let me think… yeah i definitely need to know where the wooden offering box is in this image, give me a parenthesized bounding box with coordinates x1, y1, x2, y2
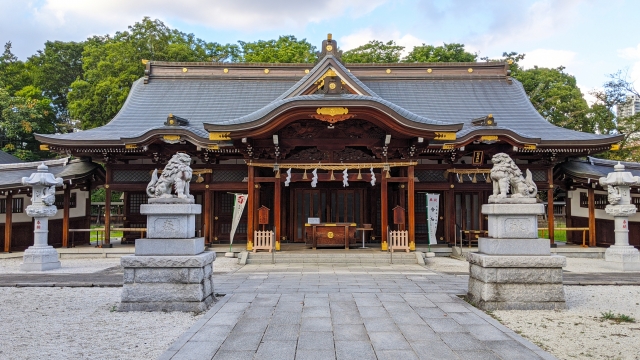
(305, 223, 357, 249)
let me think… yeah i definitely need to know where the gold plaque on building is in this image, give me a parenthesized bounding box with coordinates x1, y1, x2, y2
(209, 132, 232, 141)
(472, 151, 484, 165)
(316, 107, 348, 116)
(523, 144, 537, 150)
(434, 132, 457, 141)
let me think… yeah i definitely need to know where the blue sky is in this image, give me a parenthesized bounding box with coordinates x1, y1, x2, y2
(2, 0, 639, 100)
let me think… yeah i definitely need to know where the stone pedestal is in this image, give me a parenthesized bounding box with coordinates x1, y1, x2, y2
(468, 253, 566, 310)
(120, 200, 214, 312)
(468, 202, 566, 310)
(119, 252, 216, 312)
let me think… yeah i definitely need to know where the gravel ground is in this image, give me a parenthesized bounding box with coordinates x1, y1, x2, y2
(0, 287, 203, 360)
(494, 286, 640, 360)
(0, 257, 122, 274)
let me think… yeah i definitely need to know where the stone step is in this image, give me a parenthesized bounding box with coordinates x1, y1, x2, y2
(244, 252, 420, 264)
(246, 258, 417, 264)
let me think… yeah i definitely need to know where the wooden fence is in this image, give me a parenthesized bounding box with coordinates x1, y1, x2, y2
(253, 230, 274, 253)
(389, 230, 410, 253)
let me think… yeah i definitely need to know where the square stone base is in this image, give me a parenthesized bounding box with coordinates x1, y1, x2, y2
(119, 251, 215, 312)
(135, 237, 205, 256)
(467, 252, 566, 310)
(478, 238, 550, 256)
(483, 203, 544, 239)
(20, 246, 61, 271)
(604, 246, 640, 271)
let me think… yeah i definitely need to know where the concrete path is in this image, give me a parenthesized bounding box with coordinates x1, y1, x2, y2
(161, 264, 555, 360)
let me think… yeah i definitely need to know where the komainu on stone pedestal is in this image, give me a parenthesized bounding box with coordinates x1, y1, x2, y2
(120, 153, 214, 312)
(468, 153, 566, 310)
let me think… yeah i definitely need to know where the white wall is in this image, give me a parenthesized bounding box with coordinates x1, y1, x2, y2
(569, 188, 640, 221)
(0, 189, 88, 224)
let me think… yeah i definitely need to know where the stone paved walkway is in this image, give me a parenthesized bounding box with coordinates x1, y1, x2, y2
(161, 264, 555, 360)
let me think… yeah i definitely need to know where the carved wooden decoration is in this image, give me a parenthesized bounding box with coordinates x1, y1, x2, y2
(309, 113, 355, 124)
(287, 147, 329, 161)
(333, 147, 376, 161)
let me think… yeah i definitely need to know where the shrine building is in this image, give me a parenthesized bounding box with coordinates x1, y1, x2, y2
(28, 35, 628, 252)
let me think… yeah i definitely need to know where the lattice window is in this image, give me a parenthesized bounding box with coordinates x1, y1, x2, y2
(128, 192, 148, 214)
(212, 170, 247, 182)
(0, 198, 23, 213)
(633, 197, 640, 211)
(415, 170, 447, 182)
(113, 170, 152, 183)
(54, 193, 77, 209)
(531, 170, 547, 182)
(580, 192, 608, 209)
(219, 193, 234, 214)
(416, 192, 427, 214)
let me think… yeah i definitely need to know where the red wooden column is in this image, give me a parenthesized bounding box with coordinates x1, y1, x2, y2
(247, 166, 254, 251)
(407, 165, 416, 251)
(104, 186, 111, 246)
(203, 188, 211, 244)
(62, 184, 71, 247)
(588, 188, 596, 247)
(381, 170, 389, 251)
(274, 173, 281, 251)
(547, 167, 555, 245)
(4, 192, 13, 252)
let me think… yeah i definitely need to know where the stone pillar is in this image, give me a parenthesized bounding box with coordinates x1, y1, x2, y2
(599, 163, 640, 271)
(20, 163, 63, 271)
(467, 153, 566, 310)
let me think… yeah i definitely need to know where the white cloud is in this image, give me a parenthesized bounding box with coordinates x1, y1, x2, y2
(618, 44, 640, 89)
(519, 49, 578, 69)
(33, 0, 386, 32)
(339, 28, 425, 56)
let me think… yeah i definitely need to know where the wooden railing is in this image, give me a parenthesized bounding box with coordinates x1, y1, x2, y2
(539, 227, 589, 247)
(253, 230, 274, 253)
(389, 230, 410, 253)
(461, 230, 488, 248)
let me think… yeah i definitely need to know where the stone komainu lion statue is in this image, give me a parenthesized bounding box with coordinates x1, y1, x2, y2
(146, 153, 193, 199)
(489, 153, 537, 199)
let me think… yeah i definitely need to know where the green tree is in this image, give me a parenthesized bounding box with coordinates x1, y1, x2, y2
(27, 41, 85, 131)
(342, 40, 404, 63)
(0, 42, 35, 95)
(238, 35, 316, 63)
(68, 17, 238, 129)
(404, 43, 476, 63)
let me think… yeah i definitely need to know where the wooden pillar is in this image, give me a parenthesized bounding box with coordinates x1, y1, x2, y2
(547, 167, 555, 245)
(274, 173, 281, 251)
(381, 170, 389, 251)
(247, 166, 254, 251)
(104, 186, 111, 246)
(408, 165, 415, 251)
(203, 189, 211, 244)
(588, 187, 596, 247)
(62, 185, 71, 247)
(446, 187, 454, 244)
(565, 192, 573, 244)
(4, 192, 13, 252)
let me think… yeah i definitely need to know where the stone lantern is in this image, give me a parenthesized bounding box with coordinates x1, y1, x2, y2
(599, 162, 640, 271)
(20, 163, 63, 271)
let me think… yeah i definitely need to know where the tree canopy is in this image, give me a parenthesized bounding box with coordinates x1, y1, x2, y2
(404, 43, 476, 63)
(342, 40, 405, 63)
(239, 35, 316, 63)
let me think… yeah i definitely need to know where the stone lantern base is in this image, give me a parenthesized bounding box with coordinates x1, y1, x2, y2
(20, 246, 61, 271)
(604, 245, 640, 271)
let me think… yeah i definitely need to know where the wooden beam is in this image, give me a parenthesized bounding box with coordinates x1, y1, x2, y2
(381, 170, 388, 250)
(62, 185, 70, 247)
(408, 165, 415, 251)
(588, 187, 596, 247)
(547, 167, 555, 245)
(247, 166, 254, 251)
(4, 193, 12, 252)
(203, 190, 211, 244)
(104, 187, 111, 246)
(274, 175, 281, 251)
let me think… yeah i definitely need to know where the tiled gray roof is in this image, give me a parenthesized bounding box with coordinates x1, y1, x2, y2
(38, 77, 298, 142)
(559, 157, 640, 180)
(216, 94, 450, 126)
(0, 159, 103, 189)
(0, 151, 23, 164)
(362, 79, 618, 142)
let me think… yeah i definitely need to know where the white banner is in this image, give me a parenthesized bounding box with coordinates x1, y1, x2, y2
(229, 193, 248, 245)
(427, 193, 440, 245)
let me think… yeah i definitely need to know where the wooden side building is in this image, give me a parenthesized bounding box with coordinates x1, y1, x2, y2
(34, 36, 623, 250)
